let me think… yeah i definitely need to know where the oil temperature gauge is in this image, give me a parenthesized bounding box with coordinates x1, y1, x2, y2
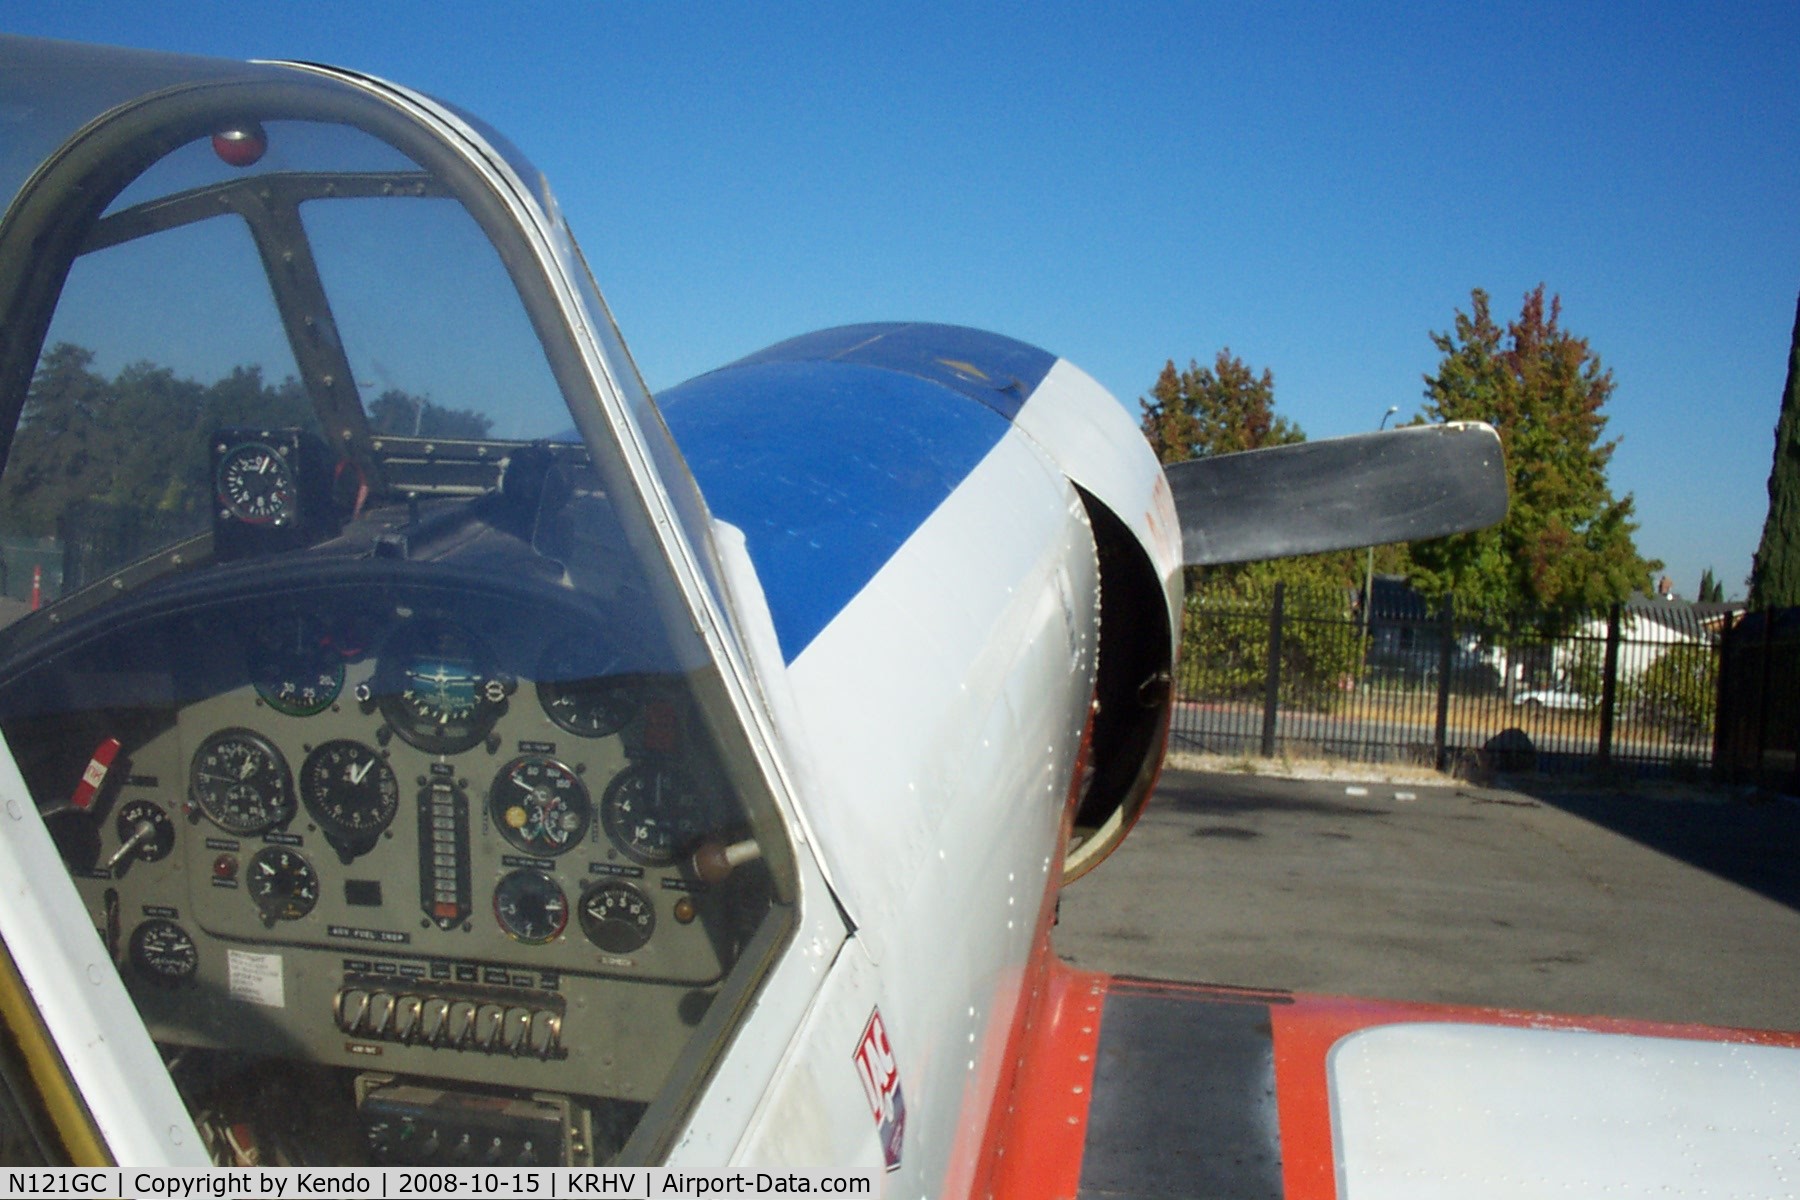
(128, 919, 198, 986)
(489, 755, 590, 857)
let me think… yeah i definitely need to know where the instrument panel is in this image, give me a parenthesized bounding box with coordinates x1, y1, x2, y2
(1, 569, 776, 1115)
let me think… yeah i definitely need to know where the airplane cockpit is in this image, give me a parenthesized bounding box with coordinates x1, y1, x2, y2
(0, 40, 796, 1167)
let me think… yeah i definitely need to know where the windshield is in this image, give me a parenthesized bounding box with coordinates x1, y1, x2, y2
(0, 68, 791, 1168)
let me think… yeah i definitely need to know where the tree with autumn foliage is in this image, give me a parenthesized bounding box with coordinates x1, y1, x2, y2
(1139, 350, 1304, 463)
(1407, 286, 1653, 634)
(1141, 350, 1365, 706)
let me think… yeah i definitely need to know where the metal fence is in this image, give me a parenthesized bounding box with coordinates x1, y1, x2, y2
(1169, 580, 1724, 776)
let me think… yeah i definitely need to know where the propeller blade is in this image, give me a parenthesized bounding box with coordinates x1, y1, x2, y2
(1167, 421, 1507, 566)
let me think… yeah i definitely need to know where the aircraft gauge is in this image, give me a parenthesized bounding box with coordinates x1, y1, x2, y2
(535, 639, 637, 738)
(578, 880, 655, 954)
(128, 919, 198, 985)
(214, 438, 296, 526)
(189, 730, 293, 836)
(301, 740, 398, 857)
(250, 614, 345, 716)
(601, 764, 709, 866)
(493, 869, 568, 944)
(246, 846, 320, 923)
(489, 755, 591, 856)
(374, 619, 509, 753)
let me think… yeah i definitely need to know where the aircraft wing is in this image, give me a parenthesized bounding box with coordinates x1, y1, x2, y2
(993, 967, 1800, 1199)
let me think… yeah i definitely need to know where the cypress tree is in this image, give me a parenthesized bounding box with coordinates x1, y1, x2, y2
(1750, 292, 1800, 609)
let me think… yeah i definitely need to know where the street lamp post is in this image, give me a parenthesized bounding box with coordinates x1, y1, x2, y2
(1363, 406, 1399, 641)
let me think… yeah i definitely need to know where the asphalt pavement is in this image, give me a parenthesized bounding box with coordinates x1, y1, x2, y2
(1053, 768, 1800, 1031)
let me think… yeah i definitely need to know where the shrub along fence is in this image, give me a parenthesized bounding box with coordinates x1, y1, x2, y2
(1169, 579, 1726, 776)
(1715, 608, 1800, 794)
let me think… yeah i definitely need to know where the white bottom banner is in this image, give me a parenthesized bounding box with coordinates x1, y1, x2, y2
(1, 1168, 880, 1198)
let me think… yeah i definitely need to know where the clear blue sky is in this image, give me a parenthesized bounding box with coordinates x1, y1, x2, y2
(11, 3, 1799, 601)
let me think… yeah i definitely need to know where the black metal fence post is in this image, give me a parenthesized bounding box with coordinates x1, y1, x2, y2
(1756, 610, 1774, 788)
(1433, 596, 1454, 770)
(1261, 581, 1285, 758)
(1597, 603, 1622, 766)
(1713, 611, 1736, 781)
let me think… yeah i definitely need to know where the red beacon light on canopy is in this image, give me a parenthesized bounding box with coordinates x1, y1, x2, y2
(211, 122, 267, 168)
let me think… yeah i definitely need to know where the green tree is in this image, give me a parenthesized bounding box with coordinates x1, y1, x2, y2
(1139, 350, 1304, 464)
(1697, 568, 1724, 604)
(1181, 558, 1365, 708)
(1144, 349, 1364, 707)
(367, 389, 494, 440)
(1750, 292, 1800, 609)
(0, 346, 326, 589)
(1407, 286, 1654, 634)
(1629, 643, 1717, 737)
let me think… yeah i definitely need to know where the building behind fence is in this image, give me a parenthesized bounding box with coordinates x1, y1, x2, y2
(1170, 575, 1739, 778)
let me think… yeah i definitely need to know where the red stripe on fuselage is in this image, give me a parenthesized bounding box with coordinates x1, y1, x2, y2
(973, 697, 1104, 1199)
(980, 960, 1109, 1198)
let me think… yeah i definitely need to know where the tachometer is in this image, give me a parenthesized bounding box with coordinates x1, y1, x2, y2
(492, 869, 568, 944)
(301, 740, 399, 858)
(600, 764, 709, 866)
(373, 619, 509, 753)
(489, 755, 590, 857)
(189, 729, 294, 836)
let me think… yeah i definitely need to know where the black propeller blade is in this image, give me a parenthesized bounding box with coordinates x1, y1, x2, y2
(1166, 421, 1507, 566)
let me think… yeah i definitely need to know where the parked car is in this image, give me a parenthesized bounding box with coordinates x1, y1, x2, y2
(1513, 686, 1589, 711)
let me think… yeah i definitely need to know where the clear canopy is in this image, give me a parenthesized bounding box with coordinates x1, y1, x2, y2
(0, 39, 792, 1168)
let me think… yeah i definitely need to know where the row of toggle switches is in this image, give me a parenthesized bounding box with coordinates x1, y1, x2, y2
(334, 987, 566, 1059)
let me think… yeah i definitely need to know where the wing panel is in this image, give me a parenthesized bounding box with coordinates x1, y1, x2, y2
(997, 972, 1800, 1200)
